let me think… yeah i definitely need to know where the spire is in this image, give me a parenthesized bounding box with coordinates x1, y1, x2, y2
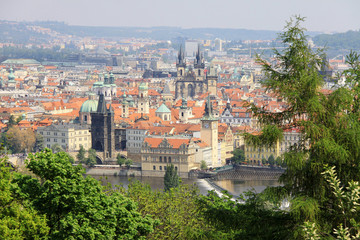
(196, 44, 201, 64)
(177, 45, 185, 66)
(204, 95, 212, 117)
(97, 94, 106, 113)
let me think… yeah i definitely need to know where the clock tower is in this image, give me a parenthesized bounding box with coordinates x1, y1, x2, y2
(200, 96, 219, 167)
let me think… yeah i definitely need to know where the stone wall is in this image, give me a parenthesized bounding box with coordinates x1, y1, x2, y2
(85, 166, 142, 177)
(214, 166, 284, 180)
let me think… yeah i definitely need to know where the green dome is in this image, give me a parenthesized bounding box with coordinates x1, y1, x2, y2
(8, 68, 15, 83)
(139, 82, 148, 91)
(80, 99, 98, 113)
(156, 103, 171, 113)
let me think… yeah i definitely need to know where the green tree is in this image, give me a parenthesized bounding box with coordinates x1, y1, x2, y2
(117, 153, 126, 167)
(12, 149, 155, 239)
(125, 159, 133, 169)
(230, 148, 246, 164)
(244, 16, 360, 237)
(33, 133, 44, 152)
(6, 126, 36, 153)
(65, 152, 75, 164)
(164, 164, 179, 191)
(50, 143, 63, 153)
(200, 160, 207, 170)
(0, 158, 49, 239)
(86, 148, 97, 167)
(77, 145, 86, 163)
(261, 157, 267, 166)
(267, 155, 275, 167)
(7, 115, 19, 127)
(120, 180, 223, 239)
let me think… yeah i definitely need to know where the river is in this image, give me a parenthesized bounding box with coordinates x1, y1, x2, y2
(90, 175, 280, 196)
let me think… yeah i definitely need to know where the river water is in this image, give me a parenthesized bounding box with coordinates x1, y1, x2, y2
(91, 175, 280, 196)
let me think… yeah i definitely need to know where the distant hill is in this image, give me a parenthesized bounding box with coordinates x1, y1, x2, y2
(33, 21, 280, 40)
(0, 20, 322, 43)
(313, 30, 360, 50)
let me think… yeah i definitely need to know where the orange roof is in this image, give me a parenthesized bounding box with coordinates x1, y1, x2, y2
(144, 138, 190, 149)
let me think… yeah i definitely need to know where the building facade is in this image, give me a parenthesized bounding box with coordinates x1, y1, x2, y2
(37, 123, 91, 151)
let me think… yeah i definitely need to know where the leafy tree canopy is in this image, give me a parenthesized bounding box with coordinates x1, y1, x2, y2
(12, 149, 155, 239)
(164, 164, 179, 191)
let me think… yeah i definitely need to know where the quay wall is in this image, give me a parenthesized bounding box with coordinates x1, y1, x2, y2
(213, 165, 285, 181)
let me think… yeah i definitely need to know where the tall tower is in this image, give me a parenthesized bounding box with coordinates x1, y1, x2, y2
(91, 94, 115, 161)
(194, 44, 205, 81)
(179, 97, 190, 122)
(176, 45, 186, 78)
(200, 96, 219, 167)
(207, 65, 218, 96)
(137, 82, 149, 114)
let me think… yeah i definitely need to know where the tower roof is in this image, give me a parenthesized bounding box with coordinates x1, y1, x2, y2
(96, 94, 106, 113)
(139, 82, 148, 91)
(156, 103, 171, 113)
(162, 83, 171, 94)
(8, 68, 15, 83)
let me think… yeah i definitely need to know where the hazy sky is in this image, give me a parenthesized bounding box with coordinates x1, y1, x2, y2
(1, 0, 358, 33)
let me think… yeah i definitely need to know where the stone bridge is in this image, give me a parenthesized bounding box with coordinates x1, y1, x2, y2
(95, 151, 127, 164)
(213, 165, 285, 181)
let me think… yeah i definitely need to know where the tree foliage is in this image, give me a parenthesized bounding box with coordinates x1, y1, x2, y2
(12, 149, 155, 239)
(200, 160, 207, 170)
(117, 153, 126, 167)
(86, 148, 97, 167)
(76, 145, 86, 163)
(0, 157, 49, 239)
(50, 143, 63, 153)
(164, 164, 179, 191)
(230, 148, 246, 164)
(6, 126, 36, 153)
(119, 180, 224, 239)
(244, 16, 360, 237)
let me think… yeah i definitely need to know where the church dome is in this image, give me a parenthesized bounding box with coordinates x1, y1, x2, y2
(80, 99, 98, 113)
(139, 82, 148, 91)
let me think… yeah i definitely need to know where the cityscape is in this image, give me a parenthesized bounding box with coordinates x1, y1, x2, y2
(1, 0, 360, 239)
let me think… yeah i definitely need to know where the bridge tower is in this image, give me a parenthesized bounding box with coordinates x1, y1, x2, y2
(91, 94, 115, 161)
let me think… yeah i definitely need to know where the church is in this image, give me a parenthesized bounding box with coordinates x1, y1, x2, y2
(175, 45, 217, 99)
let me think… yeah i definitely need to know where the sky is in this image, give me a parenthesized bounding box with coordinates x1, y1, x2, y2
(0, 0, 358, 33)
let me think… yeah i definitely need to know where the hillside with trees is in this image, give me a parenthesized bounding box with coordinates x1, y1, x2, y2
(313, 30, 360, 50)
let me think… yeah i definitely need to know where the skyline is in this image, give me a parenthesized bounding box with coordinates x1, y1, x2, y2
(0, 0, 359, 33)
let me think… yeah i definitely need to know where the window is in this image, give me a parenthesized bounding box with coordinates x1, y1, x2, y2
(47, 138, 50, 142)
(160, 166, 162, 171)
(47, 144, 50, 148)
(159, 156, 162, 162)
(62, 139, 65, 143)
(164, 157, 167, 163)
(175, 166, 178, 171)
(62, 133, 65, 136)
(153, 165, 156, 170)
(47, 132, 50, 135)
(164, 166, 167, 171)
(168, 157, 171, 163)
(40, 131, 43, 134)
(54, 139, 57, 142)
(54, 132, 57, 136)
